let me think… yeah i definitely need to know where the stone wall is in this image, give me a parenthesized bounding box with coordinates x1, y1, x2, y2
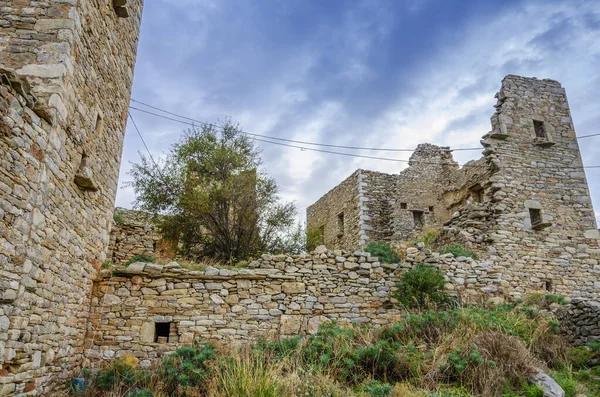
(0, 1, 143, 394)
(108, 208, 176, 264)
(307, 170, 362, 249)
(85, 245, 514, 367)
(556, 299, 600, 346)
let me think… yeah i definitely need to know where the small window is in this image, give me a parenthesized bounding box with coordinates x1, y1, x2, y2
(533, 120, 547, 139)
(400, 203, 407, 209)
(470, 184, 483, 203)
(428, 206, 434, 212)
(545, 280, 553, 292)
(529, 208, 542, 226)
(155, 322, 171, 343)
(412, 211, 424, 230)
(95, 114, 104, 134)
(318, 225, 325, 243)
(336, 212, 344, 238)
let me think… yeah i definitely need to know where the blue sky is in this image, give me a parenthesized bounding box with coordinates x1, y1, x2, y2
(117, 0, 600, 225)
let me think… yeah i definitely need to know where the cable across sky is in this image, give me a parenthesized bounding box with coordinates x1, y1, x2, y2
(127, 100, 600, 169)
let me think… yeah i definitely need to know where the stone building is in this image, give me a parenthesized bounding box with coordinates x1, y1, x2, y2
(0, 1, 143, 394)
(308, 75, 600, 295)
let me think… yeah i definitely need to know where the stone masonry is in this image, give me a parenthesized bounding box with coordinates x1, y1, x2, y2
(0, 1, 143, 395)
(308, 76, 600, 299)
(85, 245, 511, 367)
(108, 207, 177, 265)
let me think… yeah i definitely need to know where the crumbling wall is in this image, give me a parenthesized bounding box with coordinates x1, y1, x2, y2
(0, 2, 143, 394)
(392, 144, 460, 241)
(108, 208, 177, 264)
(359, 170, 398, 244)
(85, 245, 512, 367)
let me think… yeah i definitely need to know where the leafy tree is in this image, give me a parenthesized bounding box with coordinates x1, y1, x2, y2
(127, 120, 296, 262)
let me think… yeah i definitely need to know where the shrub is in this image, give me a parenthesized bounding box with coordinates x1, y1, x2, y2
(365, 242, 400, 264)
(393, 264, 450, 308)
(569, 347, 593, 369)
(544, 294, 568, 305)
(126, 254, 156, 266)
(127, 390, 154, 397)
(522, 383, 545, 397)
(254, 336, 301, 361)
(95, 355, 148, 391)
(113, 210, 125, 224)
(363, 380, 394, 397)
(441, 244, 477, 259)
(158, 344, 216, 395)
(551, 370, 576, 397)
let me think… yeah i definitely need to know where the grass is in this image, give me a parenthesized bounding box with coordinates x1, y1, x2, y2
(75, 304, 595, 397)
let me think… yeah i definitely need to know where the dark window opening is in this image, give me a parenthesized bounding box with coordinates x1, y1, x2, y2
(400, 202, 407, 209)
(545, 280, 553, 292)
(533, 120, 547, 139)
(155, 322, 171, 343)
(412, 211, 424, 230)
(336, 212, 344, 238)
(529, 208, 542, 226)
(152, 241, 157, 251)
(470, 184, 484, 203)
(428, 206, 434, 212)
(95, 114, 103, 134)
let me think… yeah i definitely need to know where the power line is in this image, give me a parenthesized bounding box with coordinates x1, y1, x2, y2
(128, 110, 165, 178)
(128, 105, 600, 169)
(577, 132, 600, 139)
(130, 99, 481, 152)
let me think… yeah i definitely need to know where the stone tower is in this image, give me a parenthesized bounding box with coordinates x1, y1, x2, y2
(0, 1, 144, 394)
(477, 75, 599, 296)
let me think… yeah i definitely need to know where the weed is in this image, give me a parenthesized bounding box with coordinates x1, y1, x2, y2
(363, 380, 394, 397)
(158, 344, 216, 395)
(113, 210, 125, 224)
(440, 244, 478, 259)
(365, 242, 400, 264)
(126, 254, 156, 266)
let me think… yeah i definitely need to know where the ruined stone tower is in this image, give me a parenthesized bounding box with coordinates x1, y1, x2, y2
(308, 75, 599, 298)
(0, 1, 144, 394)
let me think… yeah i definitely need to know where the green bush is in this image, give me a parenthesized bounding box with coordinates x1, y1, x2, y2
(158, 344, 216, 395)
(393, 264, 450, 308)
(522, 383, 545, 397)
(254, 336, 302, 361)
(544, 294, 568, 305)
(441, 244, 477, 259)
(127, 390, 153, 397)
(113, 211, 125, 224)
(363, 380, 393, 397)
(365, 242, 400, 264)
(95, 357, 148, 391)
(126, 254, 156, 266)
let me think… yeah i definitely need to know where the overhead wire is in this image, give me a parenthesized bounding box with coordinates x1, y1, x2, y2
(127, 103, 600, 169)
(130, 99, 481, 152)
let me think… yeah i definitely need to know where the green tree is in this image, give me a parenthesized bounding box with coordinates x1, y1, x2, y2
(127, 120, 296, 262)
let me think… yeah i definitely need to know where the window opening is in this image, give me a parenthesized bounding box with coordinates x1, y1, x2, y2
(400, 203, 407, 209)
(412, 211, 424, 230)
(336, 212, 344, 238)
(470, 184, 484, 203)
(155, 322, 171, 343)
(95, 114, 103, 134)
(529, 208, 542, 226)
(545, 280, 553, 292)
(533, 120, 547, 139)
(428, 206, 434, 212)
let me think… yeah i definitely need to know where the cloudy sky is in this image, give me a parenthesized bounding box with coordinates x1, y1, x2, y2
(117, 0, 600, 224)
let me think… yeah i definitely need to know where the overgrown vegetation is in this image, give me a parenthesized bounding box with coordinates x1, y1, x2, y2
(76, 304, 598, 397)
(306, 227, 325, 252)
(441, 244, 478, 259)
(394, 263, 451, 308)
(127, 120, 297, 263)
(365, 241, 400, 264)
(125, 254, 156, 266)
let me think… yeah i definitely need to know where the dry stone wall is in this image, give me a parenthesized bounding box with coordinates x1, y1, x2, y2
(108, 208, 176, 264)
(556, 299, 600, 346)
(0, 1, 143, 394)
(86, 245, 513, 367)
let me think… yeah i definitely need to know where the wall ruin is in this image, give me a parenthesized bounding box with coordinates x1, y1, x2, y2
(86, 245, 512, 367)
(0, 1, 143, 394)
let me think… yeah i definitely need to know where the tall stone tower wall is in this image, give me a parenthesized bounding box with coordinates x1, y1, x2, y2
(0, 1, 143, 394)
(478, 75, 599, 296)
